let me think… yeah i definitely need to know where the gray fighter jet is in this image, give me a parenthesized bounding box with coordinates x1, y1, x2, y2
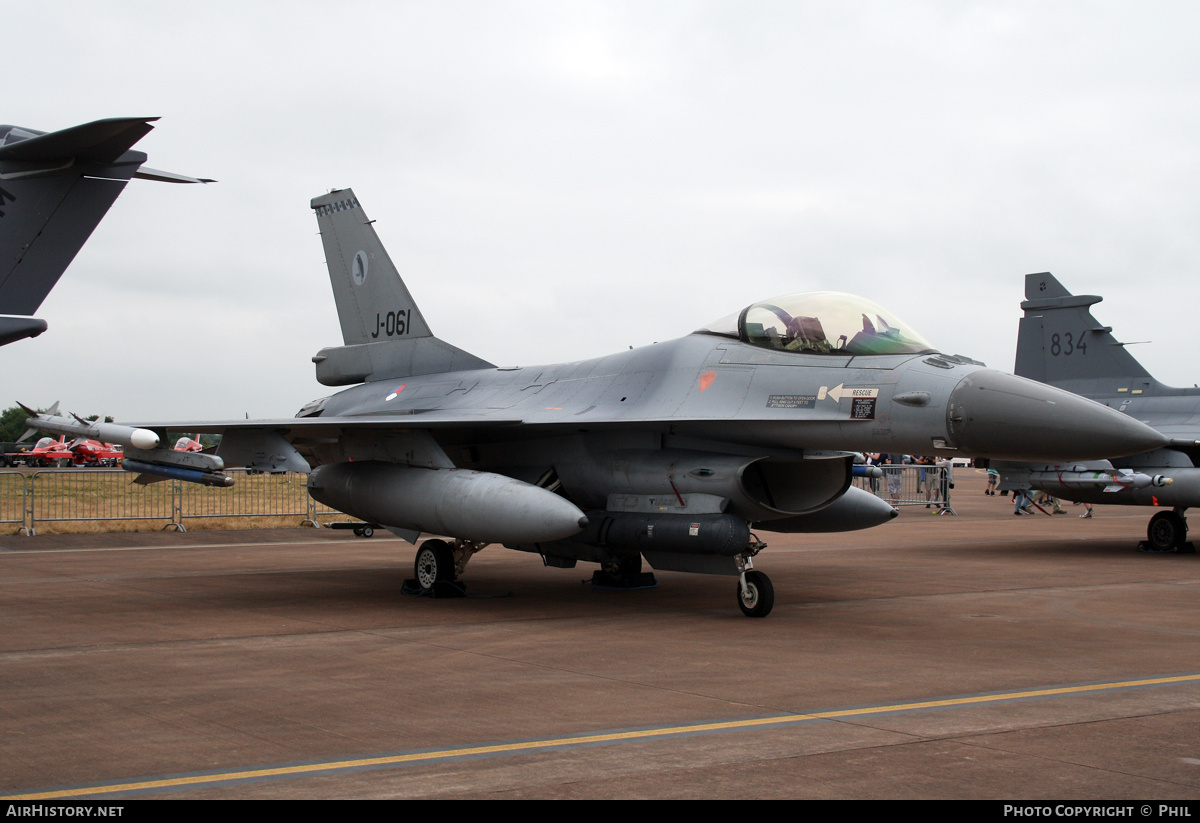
(0, 117, 211, 346)
(26, 192, 1167, 616)
(1003, 272, 1200, 552)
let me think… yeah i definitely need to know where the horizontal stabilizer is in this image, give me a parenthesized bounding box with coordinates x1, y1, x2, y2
(312, 337, 494, 386)
(134, 166, 215, 184)
(0, 117, 156, 164)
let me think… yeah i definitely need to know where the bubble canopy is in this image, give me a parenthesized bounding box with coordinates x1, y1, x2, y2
(696, 292, 937, 356)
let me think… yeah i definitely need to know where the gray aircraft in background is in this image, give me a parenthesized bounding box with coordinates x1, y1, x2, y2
(25, 192, 1167, 615)
(0, 117, 210, 346)
(999, 272, 1200, 552)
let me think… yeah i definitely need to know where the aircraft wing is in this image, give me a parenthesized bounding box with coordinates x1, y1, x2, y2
(116, 409, 829, 485)
(114, 413, 529, 481)
(0, 117, 156, 164)
(127, 414, 526, 435)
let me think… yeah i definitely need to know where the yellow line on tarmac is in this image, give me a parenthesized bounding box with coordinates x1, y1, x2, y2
(6, 672, 1200, 800)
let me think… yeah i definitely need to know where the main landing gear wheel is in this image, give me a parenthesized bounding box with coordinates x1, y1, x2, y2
(414, 539, 456, 591)
(594, 554, 644, 586)
(613, 554, 642, 580)
(737, 570, 774, 618)
(1147, 510, 1188, 552)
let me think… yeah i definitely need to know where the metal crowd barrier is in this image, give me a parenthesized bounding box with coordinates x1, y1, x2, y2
(856, 464, 956, 514)
(12, 468, 340, 535)
(177, 468, 328, 529)
(0, 470, 29, 535)
(27, 468, 175, 534)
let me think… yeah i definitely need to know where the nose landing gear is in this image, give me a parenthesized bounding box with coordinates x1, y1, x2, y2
(737, 570, 774, 617)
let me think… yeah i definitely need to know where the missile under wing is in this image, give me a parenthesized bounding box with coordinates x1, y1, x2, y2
(1007, 272, 1200, 552)
(63, 191, 1165, 617)
(0, 117, 211, 346)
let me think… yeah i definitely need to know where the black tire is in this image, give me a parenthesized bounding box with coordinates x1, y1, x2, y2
(353, 527, 364, 536)
(737, 570, 774, 618)
(414, 539, 455, 590)
(1147, 510, 1187, 551)
(599, 553, 642, 584)
(362, 526, 374, 538)
(617, 553, 641, 578)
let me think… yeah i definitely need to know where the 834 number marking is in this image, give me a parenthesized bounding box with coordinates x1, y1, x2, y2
(1050, 331, 1087, 357)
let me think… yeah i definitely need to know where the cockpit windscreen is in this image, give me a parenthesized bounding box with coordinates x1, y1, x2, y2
(696, 292, 936, 356)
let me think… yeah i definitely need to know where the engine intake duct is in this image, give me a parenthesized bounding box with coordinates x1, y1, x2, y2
(558, 449, 853, 521)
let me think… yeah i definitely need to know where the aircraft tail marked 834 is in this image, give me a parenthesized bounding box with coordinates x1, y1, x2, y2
(25, 192, 1167, 615)
(1003, 272, 1200, 552)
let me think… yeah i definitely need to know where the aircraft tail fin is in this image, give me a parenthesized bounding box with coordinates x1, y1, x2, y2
(310, 188, 493, 386)
(0, 117, 211, 346)
(1015, 272, 1158, 391)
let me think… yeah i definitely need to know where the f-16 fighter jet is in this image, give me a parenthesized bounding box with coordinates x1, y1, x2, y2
(25, 193, 1165, 615)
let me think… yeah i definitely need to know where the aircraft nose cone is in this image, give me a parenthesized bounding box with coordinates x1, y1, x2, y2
(946, 369, 1166, 461)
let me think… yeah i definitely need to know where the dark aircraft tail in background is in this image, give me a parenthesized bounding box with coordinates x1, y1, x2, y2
(0, 117, 211, 346)
(1014, 271, 1158, 392)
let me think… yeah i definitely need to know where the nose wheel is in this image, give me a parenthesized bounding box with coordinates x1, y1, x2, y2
(737, 570, 774, 618)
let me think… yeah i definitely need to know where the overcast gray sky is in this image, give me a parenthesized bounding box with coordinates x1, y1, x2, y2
(5, 1, 1200, 422)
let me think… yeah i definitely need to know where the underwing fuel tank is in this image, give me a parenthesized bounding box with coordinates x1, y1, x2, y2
(307, 461, 588, 544)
